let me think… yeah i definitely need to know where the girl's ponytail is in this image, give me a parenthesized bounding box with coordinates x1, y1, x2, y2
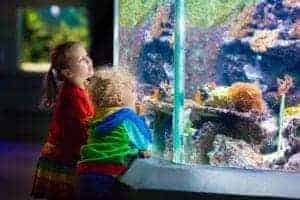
(43, 66, 58, 109)
(40, 47, 61, 109)
(39, 41, 83, 109)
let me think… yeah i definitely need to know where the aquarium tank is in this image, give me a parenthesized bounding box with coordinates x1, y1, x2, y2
(116, 0, 300, 171)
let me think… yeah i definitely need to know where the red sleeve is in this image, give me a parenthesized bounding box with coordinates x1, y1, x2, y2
(44, 86, 94, 160)
(68, 89, 94, 123)
(65, 88, 94, 147)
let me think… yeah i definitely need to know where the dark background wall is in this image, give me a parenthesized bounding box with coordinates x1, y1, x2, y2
(88, 0, 113, 66)
(0, 0, 113, 141)
(0, 1, 18, 75)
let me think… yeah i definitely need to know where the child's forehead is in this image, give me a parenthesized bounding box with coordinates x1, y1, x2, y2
(66, 45, 86, 59)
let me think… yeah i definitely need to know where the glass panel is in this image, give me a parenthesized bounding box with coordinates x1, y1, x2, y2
(119, 0, 175, 160)
(118, 0, 300, 171)
(184, 0, 300, 171)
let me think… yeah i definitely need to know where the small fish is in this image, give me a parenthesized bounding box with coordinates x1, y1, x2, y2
(163, 63, 174, 80)
(243, 64, 263, 81)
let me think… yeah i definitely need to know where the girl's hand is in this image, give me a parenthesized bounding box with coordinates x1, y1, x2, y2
(41, 142, 56, 156)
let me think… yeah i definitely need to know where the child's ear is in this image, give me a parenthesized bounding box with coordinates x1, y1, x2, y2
(61, 69, 73, 79)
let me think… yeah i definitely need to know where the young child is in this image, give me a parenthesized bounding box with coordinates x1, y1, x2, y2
(77, 67, 152, 200)
(31, 42, 95, 200)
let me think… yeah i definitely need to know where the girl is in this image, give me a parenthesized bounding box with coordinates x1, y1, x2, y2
(31, 42, 95, 200)
(77, 68, 152, 200)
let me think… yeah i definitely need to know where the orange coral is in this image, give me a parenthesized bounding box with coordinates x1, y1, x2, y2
(228, 5, 255, 39)
(277, 74, 294, 96)
(228, 82, 265, 113)
(250, 29, 279, 53)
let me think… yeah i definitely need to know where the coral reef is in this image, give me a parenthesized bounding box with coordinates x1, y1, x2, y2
(192, 122, 219, 153)
(149, 6, 171, 38)
(277, 74, 294, 96)
(147, 99, 273, 145)
(289, 19, 300, 39)
(119, 1, 175, 87)
(137, 38, 174, 86)
(277, 75, 294, 151)
(217, 0, 300, 95)
(208, 134, 264, 169)
(284, 152, 300, 171)
(191, 122, 225, 163)
(282, 117, 300, 154)
(283, 0, 300, 8)
(193, 106, 274, 145)
(284, 105, 300, 117)
(185, 27, 225, 97)
(228, 5, 255, 39)
(259, 117, 279, 153)
(145, 97, 300, 170)
(204, 86, 232, 108)
(250, 0, 298, 33)
(263, 114, 300, 166)
(249, 29, 279, 52)
(120, 0, 300, 172)
(265, 90, 300, 110)
(228, 82, 265, 113)
(203, 82, 268, 114)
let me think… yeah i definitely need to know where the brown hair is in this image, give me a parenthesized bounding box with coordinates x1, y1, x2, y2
(87, 67, 136, 108)
(41, 41, 85, 109)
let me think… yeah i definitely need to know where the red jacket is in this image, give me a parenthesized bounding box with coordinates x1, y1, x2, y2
(41, 81, 94, 162)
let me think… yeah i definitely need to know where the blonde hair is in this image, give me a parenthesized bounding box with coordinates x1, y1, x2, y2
(88, 67, 136, 108)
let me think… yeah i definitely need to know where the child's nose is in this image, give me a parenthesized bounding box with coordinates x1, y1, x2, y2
(87, 57, 93, 66)
(89, 65, 94, 74)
